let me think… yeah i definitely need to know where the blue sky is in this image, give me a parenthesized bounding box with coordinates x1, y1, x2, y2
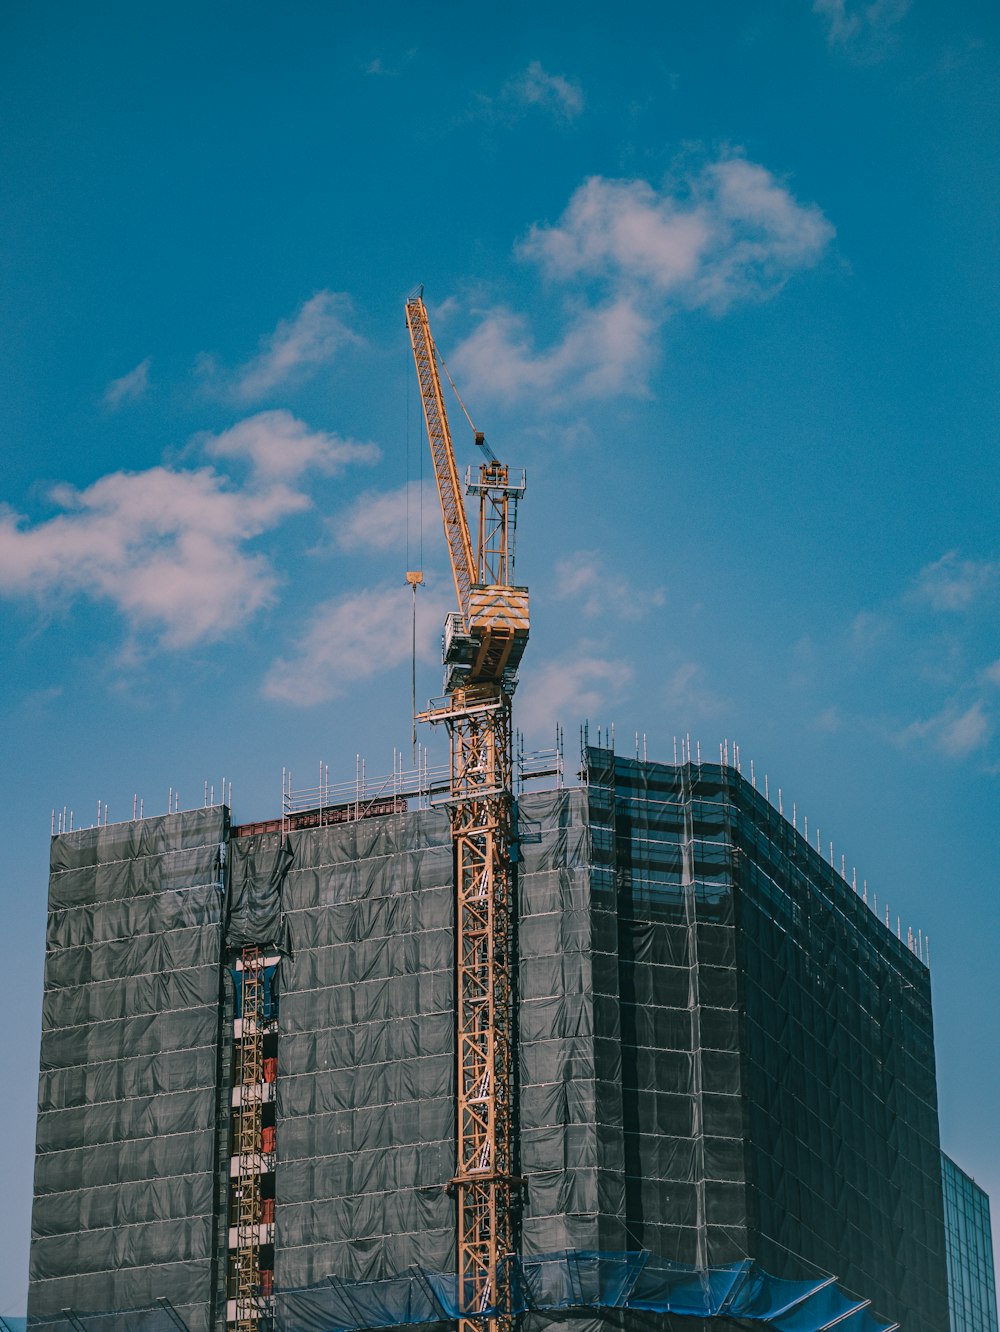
(1, 0, 998, 1315)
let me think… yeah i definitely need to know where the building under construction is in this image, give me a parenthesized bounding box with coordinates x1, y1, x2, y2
(26, 295, 999, 1332)
(27, 741, 995, 1332)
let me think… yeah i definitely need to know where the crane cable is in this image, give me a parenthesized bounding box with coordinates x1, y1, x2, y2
(436, 342, 497, 462)
(436, 344, 477, 437)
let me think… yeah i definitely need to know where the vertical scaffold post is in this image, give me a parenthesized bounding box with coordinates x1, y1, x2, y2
(235, 946, 265, 1331)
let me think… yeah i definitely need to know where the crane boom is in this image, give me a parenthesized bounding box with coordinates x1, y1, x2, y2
(405, 294, 476, 625)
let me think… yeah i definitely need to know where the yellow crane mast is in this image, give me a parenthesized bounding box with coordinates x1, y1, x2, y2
(405, 292, 529, 1332)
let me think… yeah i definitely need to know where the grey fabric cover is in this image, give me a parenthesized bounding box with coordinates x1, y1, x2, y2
(28, 809, 227, 1332)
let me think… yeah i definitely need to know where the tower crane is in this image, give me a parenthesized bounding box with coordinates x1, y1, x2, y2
(405, 291, 528, 1332)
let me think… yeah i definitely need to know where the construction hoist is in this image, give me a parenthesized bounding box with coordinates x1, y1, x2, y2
(234, 946, 266, 1332)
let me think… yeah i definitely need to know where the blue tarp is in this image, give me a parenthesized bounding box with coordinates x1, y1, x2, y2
(273, 1250, 898, 1332)
(231, 962, 280, 1019)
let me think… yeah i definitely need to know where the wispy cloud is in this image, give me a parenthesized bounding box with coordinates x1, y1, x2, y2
(453, 298, 655, 401)
(499, 60, 584, 122)
(807, 550, 1000, 765)
(0, 411, 377, 650)
(908, 551, 1000, 612)
(522, 159, 833, 309)
(203, 410, 379, 483)
(848, 608, 890, 656)
(813, 0, 911, 59)
(452, 155, 833, 403)
(336, 481, 437, 555)
(663, 661, 729, 721)
(555, 550, 665, 619)
(363, 49, 417, 78)
(104, 357, 151, 409)
(0, 468, 294, 648)
(262, 582, 450, 706)
(197, 291, 360, 402)
(517, 649, 633, 739)
(897, 700, 992, 759)
(813, 705, 843, 733)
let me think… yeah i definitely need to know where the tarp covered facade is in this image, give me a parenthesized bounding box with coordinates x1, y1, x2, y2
(29, 808, 229, 1332)
(28, 753, 950, 1331)
(580, 748, 949, 1332)
(274, 809, 456, 1289)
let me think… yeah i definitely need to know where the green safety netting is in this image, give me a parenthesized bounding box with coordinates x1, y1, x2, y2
(25, 1300, 190, 1331)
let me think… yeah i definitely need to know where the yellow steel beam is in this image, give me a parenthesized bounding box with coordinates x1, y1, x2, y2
(405, 296, 476, 625)
(446, 686, 516, 1332)
(476, 462, 511, 587)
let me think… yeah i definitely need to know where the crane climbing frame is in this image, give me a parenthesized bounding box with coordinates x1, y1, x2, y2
(405, 292, 529, 1332)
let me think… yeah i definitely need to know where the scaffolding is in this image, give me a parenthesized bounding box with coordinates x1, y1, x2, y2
(273, 739, 562, 833)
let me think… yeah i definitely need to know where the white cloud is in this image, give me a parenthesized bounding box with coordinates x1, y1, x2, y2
(0, 467, 297, 648)
(452, 156, 833, 402)
(197, 291, 360, 401)
(663, 661, 729, 720)
(555, 550, 665, 619)
(336, 481, 437, 554)
(797, 554, 999, 764)
(501, 61, 584, 121)
(104, 357, 151, 409)
(814, 0, 910, 53)
(363, 49, 416, 78)
(262, 582, 450, 706)
(522, 161, 833, 309)
(453, 298, 655, 402)
(909, 551, 1000, 612)
(0, 411, 378, 650)
(942, 702, 991, 755)
(517, 650, 633, 738)
(522, 177, 706, 289)
(849, 608, 890, 656)
(203, 410, 380, 483)
(813, 705, 842, 733)
(899, 700, 992, 759)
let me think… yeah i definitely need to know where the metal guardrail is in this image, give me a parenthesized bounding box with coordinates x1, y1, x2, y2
(281, 737, 564, 823)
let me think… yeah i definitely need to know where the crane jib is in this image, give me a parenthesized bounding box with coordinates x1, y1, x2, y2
(406, 298, 476, 623)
